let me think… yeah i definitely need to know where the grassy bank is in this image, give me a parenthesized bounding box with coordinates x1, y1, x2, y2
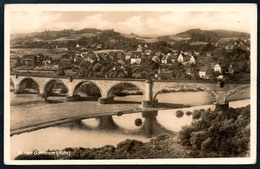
(15, 134, 190, 160)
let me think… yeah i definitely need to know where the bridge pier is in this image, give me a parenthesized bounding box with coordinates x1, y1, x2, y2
(142, 110, 158, 136)
(98, 115, 118, 129)
(13, 83, 27, 94)
(39, 93, 48, 101)
(141, 99, 158, 108)
(215, 92, 229, 111)
(98, 96, 115, 104)
(66, 95, 81, 102)
(141, 79, 154, 108)
(215, 102, 229, 111)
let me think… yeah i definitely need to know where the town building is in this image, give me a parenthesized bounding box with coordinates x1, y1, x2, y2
(161, 53, 173, 64)
(189, 55, 196, 64)
(228, 64, 234, 74)
(10, 55, 20, 68)
(199, 66, 213, 79)
(21, 55, 36, 66)
(177, 52, 184, 63)
(214, 63, 222, 73)
(96, 44, 103, 50)
(136, 44, 143, 52)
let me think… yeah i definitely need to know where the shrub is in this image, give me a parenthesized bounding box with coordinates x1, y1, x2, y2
(192, 110, 201, 120)
(186, 111, 192, 116)
(179, 125, 195, 146)
(179, 106, 250, 157)
(176, 110, 184, 118)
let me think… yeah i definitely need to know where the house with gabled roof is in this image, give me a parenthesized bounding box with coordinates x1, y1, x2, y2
(189, 55, 196, 64)
(144, 49, 152, 56)
(161, 53, 173, 64)
(21, 54, 36, 66)
(10, 55, 20, 68)
(214, 63, 222, 73)
(199, 66, 213, 79)
(177, 53, 184, 63)
(96, 44, 103, 50)
(136, 44, 143, 52)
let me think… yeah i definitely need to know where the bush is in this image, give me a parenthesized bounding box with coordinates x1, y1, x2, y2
(186, 111, 192, 116)
(179, 105, 250, 157)
(192, 110, 201, 120)
(176, 110, 184, 118)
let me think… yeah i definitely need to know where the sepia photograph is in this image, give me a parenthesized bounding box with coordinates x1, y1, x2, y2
(4, 3, 257, 165)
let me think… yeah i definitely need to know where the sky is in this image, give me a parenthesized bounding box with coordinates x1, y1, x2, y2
(9, 9, 252, 36)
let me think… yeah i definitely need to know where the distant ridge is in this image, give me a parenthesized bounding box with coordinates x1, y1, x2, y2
(11, 28, 250, 46)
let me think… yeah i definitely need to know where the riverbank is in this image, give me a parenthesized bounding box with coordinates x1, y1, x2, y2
(14, 134, 190, 159)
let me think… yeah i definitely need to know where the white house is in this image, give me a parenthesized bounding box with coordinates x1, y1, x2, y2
(177, 53, 184, 63)
(151, 55, 160, 63)
(161, 53, 172, 64)
(214, 64, 222, 73)
(131, 58, 142, 65)
(136, 45, 143, 52)
(190, 55, 196, 64)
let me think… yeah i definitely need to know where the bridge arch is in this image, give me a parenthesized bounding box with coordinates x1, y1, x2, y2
(71, 81, 102, 97)
(16, 77, 40, 94)
(105, 82, 145, 98)
(42, 79, 69, 97)
(226, 84, 250, 101)
(153, 83, 217, 101)
(10, 78, 15, 91)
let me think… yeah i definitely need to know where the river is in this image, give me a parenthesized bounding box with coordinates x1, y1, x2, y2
(10, 88, 250, 159)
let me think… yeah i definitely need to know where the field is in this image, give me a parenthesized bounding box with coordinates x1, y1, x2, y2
(10, 48, 68, 60)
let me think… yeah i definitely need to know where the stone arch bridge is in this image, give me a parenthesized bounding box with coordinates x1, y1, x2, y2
(10, 74, 250, 109)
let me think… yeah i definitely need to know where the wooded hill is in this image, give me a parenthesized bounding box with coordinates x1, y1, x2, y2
(11, 28, 250, 50)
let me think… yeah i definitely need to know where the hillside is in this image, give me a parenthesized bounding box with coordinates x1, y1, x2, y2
(176, 28, 250, 42)
(158, 28, 250, 44)
(11, 28, 250, 48)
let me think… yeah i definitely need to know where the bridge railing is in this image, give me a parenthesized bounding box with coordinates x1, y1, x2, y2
(10, 72, 146, 82)
(10, 72, 250, 84)
(153, 79, 250, 84)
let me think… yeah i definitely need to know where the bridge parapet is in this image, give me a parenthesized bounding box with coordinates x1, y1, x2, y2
(10, 75, 250, 109)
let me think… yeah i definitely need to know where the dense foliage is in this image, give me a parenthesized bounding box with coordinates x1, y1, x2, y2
(179, 106, 250, 157)
(15, 134, 189, 159)
(12, 28, 251, 82)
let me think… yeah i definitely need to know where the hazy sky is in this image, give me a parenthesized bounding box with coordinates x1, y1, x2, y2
(9, 10, 251, 36)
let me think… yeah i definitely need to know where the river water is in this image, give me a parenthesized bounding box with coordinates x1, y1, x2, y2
(10, 89, 250, 159)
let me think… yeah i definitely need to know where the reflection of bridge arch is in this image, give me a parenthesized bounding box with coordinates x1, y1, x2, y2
(16, 77, 40, 93)
(72, 81, 102, 97)
(106, 81, 145, 98)
(153, 83, 217, 101)
(226, 84, 250, 101)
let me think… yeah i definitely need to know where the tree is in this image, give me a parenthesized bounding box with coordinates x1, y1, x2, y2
(66, 41, 77, 50)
